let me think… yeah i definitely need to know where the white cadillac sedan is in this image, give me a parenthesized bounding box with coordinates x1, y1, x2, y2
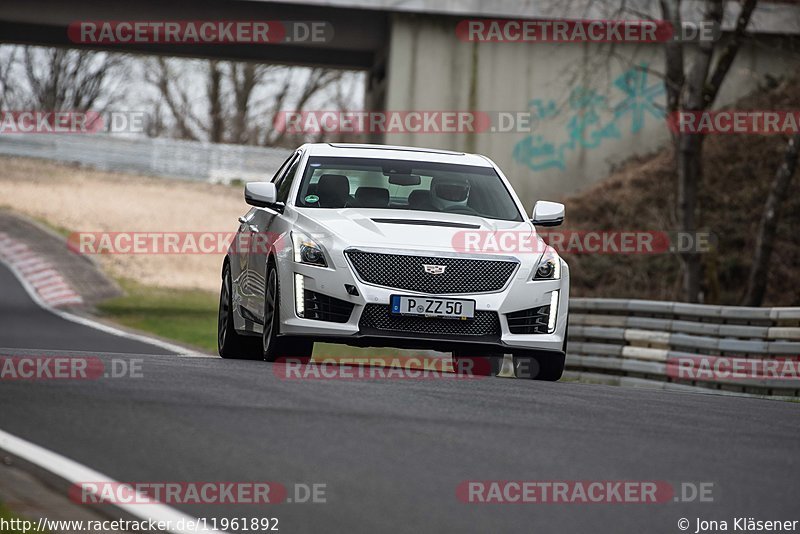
(218, 143, 569, 380)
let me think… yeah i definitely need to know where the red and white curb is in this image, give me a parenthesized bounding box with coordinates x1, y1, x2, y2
(0, 231, 209, 357)
(0, 232, 83, 307)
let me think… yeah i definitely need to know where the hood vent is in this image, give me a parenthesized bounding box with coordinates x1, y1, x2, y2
(371, 218, 481, 229)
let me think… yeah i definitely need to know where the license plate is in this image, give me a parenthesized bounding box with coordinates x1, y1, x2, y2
(390, 295, 475, 320)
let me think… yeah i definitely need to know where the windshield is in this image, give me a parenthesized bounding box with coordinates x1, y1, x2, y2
(294, 156, 523, 222)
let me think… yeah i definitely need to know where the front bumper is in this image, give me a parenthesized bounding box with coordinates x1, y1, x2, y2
(278, 252, 569, 354)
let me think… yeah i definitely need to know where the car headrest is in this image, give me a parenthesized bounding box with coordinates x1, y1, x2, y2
(407, 189, 434, 210)
(316, 174, 350, 207)
(355, 187, 390, 208)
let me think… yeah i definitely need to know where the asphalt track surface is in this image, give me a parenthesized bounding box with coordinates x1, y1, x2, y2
(1, 260, 799, 534)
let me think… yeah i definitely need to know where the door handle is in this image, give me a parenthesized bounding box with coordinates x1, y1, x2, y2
(238, 216, 247, 224)
(248, 225, 259, 233)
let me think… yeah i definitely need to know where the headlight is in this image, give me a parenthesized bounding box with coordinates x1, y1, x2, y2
(533, 246, 561, 280)
(292, 231, 327, 267)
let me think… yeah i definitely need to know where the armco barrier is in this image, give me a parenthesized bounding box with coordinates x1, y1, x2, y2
(566, 299, 800, 397)
(0, 133, 288, 183)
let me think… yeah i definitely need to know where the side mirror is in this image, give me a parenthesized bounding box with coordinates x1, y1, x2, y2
(245, 182, 281, 210)
(531, 200, 565, 227)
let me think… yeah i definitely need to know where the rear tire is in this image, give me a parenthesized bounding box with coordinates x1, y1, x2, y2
(452, 351, 503, 377)
(218, 263, 261, 360)
(262, 261, 314, 362)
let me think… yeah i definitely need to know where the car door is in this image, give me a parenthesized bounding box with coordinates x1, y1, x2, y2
(237, 152, 295, 320)
(230, 207, 256, 313)
(244, 150, 302, 324)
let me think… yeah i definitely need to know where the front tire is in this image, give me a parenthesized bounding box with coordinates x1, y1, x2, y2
(513, 318, 568, 381)
(512, 351, 565, 381)
(262, 262, 314, 362)
(218, 263, 261, 359)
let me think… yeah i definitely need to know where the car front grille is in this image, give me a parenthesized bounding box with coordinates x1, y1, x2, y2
(506, 305, 550, 334)
(303, 290, 354, 323)
(359, 304, 501, 339)
(345, 250, 518, 294)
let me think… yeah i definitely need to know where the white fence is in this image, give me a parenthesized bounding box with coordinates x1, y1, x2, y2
(0, 134, 290, 183)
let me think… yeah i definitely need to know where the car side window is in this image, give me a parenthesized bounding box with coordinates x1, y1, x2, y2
(272, 152, 299, 200)
(271, 154, 294, 184)
(277, 155, 300, 204)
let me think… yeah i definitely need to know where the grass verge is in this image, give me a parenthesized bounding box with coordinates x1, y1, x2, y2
(96, 278, 219, 353)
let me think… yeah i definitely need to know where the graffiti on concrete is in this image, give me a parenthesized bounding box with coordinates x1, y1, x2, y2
(513, 64, 665, 171)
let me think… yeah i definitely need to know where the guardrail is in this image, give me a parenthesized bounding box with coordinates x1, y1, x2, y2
(566, 299, 800, 397)
(0, 133, 289, 183)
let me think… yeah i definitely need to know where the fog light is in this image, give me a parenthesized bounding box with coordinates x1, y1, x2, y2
(548, 290, 559, 333)
(295, 274, 305, 317)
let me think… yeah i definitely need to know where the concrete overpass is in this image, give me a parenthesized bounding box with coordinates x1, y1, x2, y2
(2, 0, 799, 200)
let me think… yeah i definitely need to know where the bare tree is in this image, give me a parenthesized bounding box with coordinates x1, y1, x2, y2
(660, 0, 759, 302)
(258, 67, 345, 147)
(144, 99, 169, 138)
(147, 58, 350, 146)
(230, 62, 269, 144)
(659, 1, 685, 127)
(145, 58, 204, 141)
(742, 133, 800, 306)
(0, 46, 19, 108)
(551, 0, 765, 303)
(535, 0, 790, 303)
(19, 47, 125, 112)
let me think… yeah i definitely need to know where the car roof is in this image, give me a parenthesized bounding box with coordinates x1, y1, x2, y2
(302, 143, 493, 167)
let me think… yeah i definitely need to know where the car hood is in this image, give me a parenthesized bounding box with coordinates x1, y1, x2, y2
(295, 208, 540, 257)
